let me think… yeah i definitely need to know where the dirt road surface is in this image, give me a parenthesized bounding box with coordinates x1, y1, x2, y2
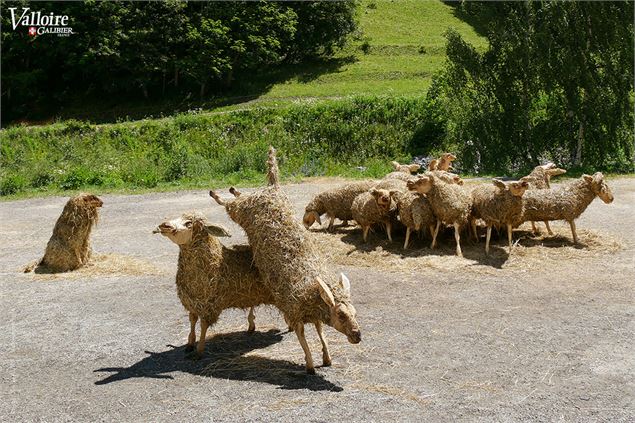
(1, 178, 633, 422)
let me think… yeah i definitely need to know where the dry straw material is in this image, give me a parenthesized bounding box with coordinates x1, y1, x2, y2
(25, 193, 103, 273)
(303, 180, 377, 230)
(210, 146, 361, 373)
(155, 211, 276, 355)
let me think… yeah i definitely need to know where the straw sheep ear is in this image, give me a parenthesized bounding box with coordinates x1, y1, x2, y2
(582, 174, 594, 183)
(339, 273, 351, 294)
(492, 179, 507, 190)
(313, 212, 322, 226)
(229, 187, 241, 197)
(389, 189, 401, 198)
(369, 188, 380, 198)
(408, 164, 421, 172)
(316, 277, 335, 307)
(592, 172, 604, 183)
(204, 224, 231, 237)
(540, 162, 557, 170)
(390, 161, 400, 170)
(454, 176, 464, 185)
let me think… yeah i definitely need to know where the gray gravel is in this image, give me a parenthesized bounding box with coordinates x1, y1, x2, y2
(1, 178, 633, 422)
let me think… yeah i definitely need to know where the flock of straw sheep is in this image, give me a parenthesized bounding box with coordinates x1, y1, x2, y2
(304, 154, 614, 257)
(24, 147, 614, 375)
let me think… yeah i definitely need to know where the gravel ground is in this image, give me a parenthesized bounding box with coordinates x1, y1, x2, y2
(1, 177, 633, 422)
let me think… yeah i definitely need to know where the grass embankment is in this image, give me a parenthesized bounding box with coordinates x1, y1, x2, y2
(0, 96, 445, 198)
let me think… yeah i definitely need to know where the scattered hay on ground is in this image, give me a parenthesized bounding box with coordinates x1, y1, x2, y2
(23, 253, 166, 280)
(312, 222, 624, 276)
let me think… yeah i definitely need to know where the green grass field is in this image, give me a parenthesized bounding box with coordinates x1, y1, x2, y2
(254, 0, 486, 101)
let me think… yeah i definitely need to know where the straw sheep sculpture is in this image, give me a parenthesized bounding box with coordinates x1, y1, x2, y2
(25, 193, 103, 273)
(351, 187, 399, 242)
(407, 173, 472, 256)
(470, 179, 530, 254)
(522, 172, 614, 244)
(154, 211, 276, 357)
(303, 180, 376, 231)
(390, 191, 436, 249)
(520, 163, 567, 235)
(435, 153, 457, 172)
(210, 147, 361, 374)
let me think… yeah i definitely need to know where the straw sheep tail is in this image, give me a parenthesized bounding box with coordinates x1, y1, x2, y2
(25, 193, 103, 273)
(154, 211, 276, 357)
(267, 145, 280, 189)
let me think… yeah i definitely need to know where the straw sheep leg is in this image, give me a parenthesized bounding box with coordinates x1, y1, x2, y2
(362, 226, 370, 242)
(404, 227, 411, 249)
(196, 319, 210, 357)
(569, 220, 578, 244)
(485, 226, 492, 255)
(386, 222, 393, 242)
(531, 221, 538, 234)
(544, 221, 554, 235)
(507, 223, 513, 253)
(315, 321, 332, 367)
(295, 323, 315, 374)
(185, 312, 198, 352)
(470, 218, 479, 242)
(431, 220, 441, 249)
(247, 307, 256, 333)
(453, 222, 462, 257)
(328, 215, 335, 232)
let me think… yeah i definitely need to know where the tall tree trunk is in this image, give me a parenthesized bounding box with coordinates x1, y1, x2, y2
(174, 67, 179, 88)
(199, 82, 206, 99)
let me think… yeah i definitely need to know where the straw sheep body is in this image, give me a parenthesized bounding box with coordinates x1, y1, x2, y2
(470, 180, 529, 254)
(351, 189, 398, 242)
(155, 212, 275, 356)
(521, 164, 567, 235)
(383, 171, 415, 182)
(390, 191, 436, 249)
(303, 180, 376, 230)
(210, 147, 361, 373)
(407, 174, 472, 256)
(522, 173, 613, 244)
(29, 193, 103, 273)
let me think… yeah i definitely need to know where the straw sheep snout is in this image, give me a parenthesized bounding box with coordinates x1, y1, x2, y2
(317, 274, 361, 344)
(154, 215, 230, 245)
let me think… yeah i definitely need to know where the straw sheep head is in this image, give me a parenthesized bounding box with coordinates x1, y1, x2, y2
(154, 213, 231, 245)
(369, 188, 395, 211)
(316, 274, 361, 344)
(406, 175, 432, 195)
(303, 211, 322, 229)
(492, 179, 530, 197)
(584, 172, 614, 204)
(427, 159, 438, 171)
(71, 193, 104, 209)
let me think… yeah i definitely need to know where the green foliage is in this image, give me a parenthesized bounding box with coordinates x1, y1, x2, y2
(0, 96, 445, 196)
(436, 1, 634, 174)
(1, 1, 358, 122)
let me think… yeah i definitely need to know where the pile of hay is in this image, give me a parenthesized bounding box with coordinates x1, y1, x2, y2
(24, 253, 166, 281)
(311, 223, 623, 275)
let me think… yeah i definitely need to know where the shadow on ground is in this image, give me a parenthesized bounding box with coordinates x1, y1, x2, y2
(94, 329, 343, 392)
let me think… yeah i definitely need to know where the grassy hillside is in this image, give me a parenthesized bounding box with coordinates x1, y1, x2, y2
(254, 0, 486, 99)
(32, 0, 486, 123)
